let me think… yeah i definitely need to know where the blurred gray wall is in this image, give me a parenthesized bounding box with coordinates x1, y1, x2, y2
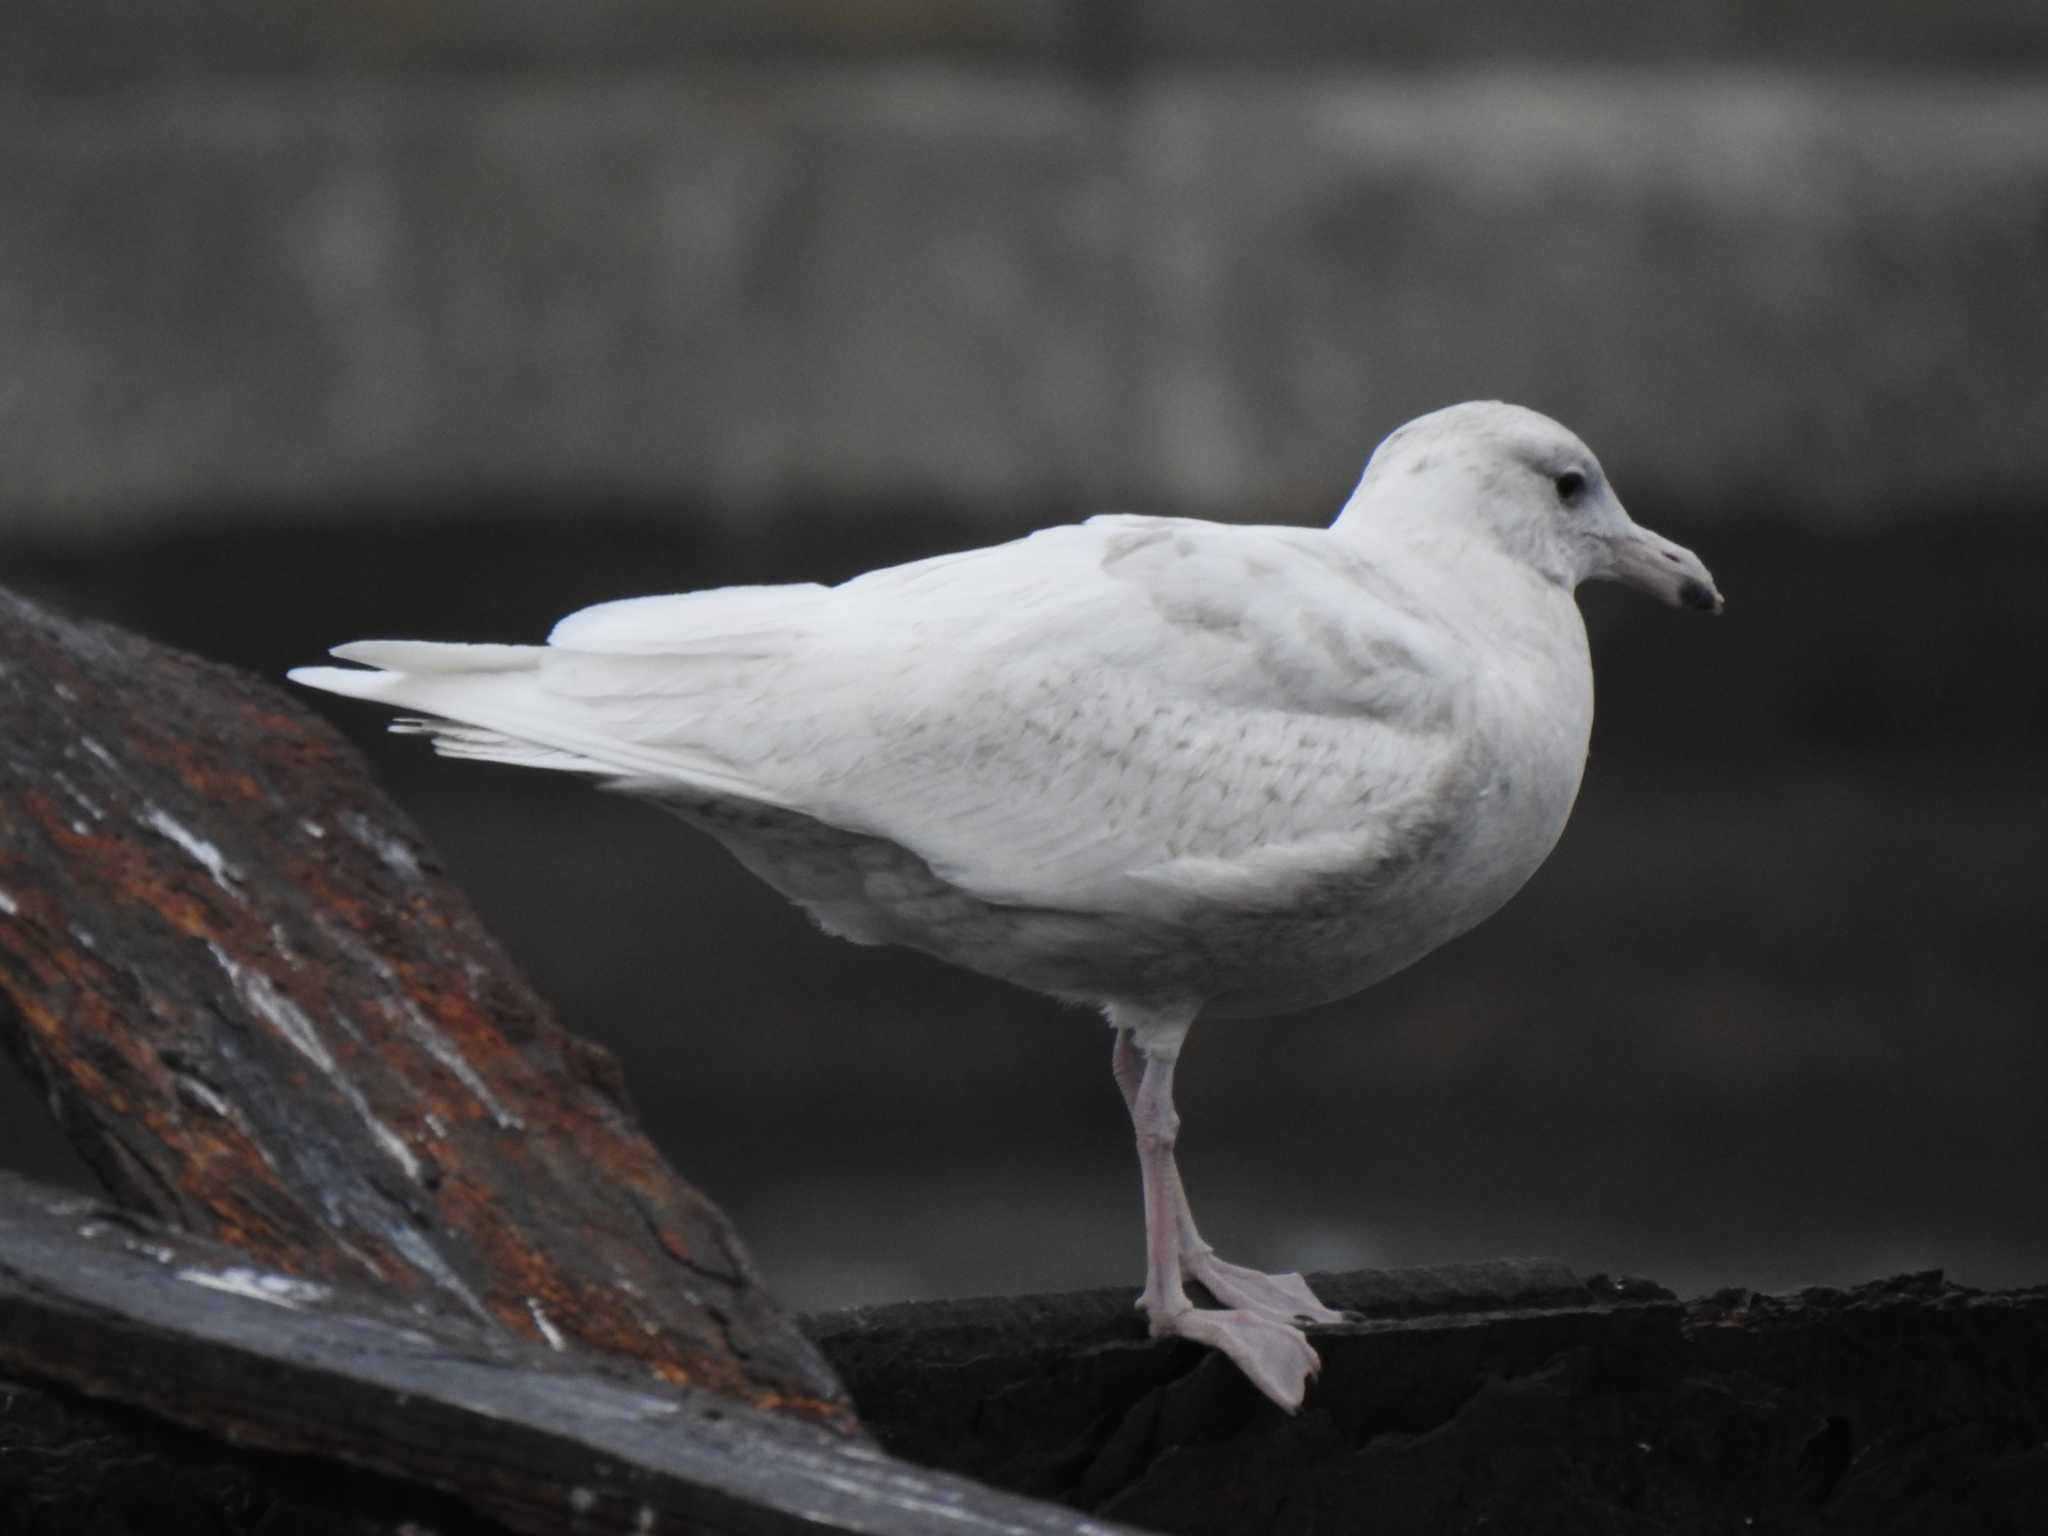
(7, 3, 2048, 528)
(3, 5, 2046, 1314)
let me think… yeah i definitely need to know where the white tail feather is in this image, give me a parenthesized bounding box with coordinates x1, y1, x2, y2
(329, 640, 542, 673)
(547, 585, 827, 652)
(288, 660, 794, 808)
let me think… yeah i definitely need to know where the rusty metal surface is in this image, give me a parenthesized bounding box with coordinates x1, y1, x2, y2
(0, 587, 850, 1428)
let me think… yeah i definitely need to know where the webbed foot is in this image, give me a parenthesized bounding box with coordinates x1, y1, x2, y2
(1148, 1302, 1322, 1412)
(1184, 1252, 1347, 1327)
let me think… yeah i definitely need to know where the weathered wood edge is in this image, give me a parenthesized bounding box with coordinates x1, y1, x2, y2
(807, 1254, 1614, 1358)
(0, 1172, 1137, 1536)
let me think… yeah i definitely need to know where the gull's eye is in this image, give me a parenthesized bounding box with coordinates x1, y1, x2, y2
(1552, 470, 1587, 505)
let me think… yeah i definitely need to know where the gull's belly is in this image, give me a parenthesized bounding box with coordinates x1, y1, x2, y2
(1167, 642, 1595, 1015)
(681, 718, 1586, 1020)
(1196, 750, 1583, 1016)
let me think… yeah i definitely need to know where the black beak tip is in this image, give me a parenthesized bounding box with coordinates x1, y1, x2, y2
(1679, 579, 1723, 614)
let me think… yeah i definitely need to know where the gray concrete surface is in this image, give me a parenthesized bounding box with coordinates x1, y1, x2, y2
(1134, 2, 2048, 69)
(0, 2, 1076, 84)
(6, 71, 2047, 529)
(10, 1, 2048, 85)
(1, 75, 1118, 527)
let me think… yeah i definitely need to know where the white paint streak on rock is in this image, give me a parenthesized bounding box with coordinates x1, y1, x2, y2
(207, 942, 423, 1183)
(356, 1102, 423, 1182)
(177, 1075, 233, 1118)
(0, 888, 17, 916)
(526, 1297, 568, 1351)
(387, 1224, 493, 1324)
(342, 809, 421, 879)
(209, 942, 332, 1070)
(52, 770, 106, 819)
(312, 912, 519, 1130)
(177, 1265, 331, 1309)
(388, 994, 523, 1131)
(143, 805, 241, 893)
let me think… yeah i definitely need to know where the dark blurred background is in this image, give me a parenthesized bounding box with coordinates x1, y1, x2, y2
(3, 3, 2044, 1313)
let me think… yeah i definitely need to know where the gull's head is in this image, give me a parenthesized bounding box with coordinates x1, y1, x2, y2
(1345, 401, 1723, 614)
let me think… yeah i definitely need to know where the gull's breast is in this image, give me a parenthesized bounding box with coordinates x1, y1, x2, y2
(1202, 606, 1597, 1016)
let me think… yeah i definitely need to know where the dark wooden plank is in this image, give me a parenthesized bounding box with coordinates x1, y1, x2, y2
(808, 1258, 1671, 1509)
(0, 585, 846, 1427)
(0, 1372, 515, 1536)
(811, 1263, 2048, 1533)
(0, 1173, 1135, 1536)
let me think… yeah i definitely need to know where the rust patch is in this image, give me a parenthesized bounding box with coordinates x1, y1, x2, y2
(0, 587, 854, 1432)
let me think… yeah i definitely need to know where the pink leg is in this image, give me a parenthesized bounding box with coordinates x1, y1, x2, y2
(1112, 1030, 1345, 1327)
(1116, 1022, 1323, 1412)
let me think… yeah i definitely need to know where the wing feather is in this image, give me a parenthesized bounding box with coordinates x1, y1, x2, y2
(295, 517, 1474, 921)
(689, 518, 1474, 914)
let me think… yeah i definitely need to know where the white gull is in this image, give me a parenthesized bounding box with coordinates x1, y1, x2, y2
(291, 401, 1722, 1410)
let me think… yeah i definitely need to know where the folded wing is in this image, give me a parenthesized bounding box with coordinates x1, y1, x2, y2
(291, 517, 1474, 919)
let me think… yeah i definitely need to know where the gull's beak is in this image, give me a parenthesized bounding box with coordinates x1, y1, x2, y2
(1602, 518, 1724, 614)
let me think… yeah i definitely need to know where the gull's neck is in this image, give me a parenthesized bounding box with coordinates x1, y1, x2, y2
(1328, 462, 1595, 798)
(1328, 469, 1580, 647)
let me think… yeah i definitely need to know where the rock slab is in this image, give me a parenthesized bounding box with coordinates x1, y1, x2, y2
(0, 585, 846, 1426)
